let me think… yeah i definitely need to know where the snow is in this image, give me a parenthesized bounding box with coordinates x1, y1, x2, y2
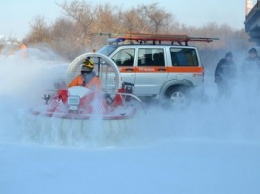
(1, 140, 260, 194)
(1, 49, 260, 194)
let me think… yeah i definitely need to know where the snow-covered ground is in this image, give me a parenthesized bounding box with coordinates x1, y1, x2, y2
(1, 50, 260, 194)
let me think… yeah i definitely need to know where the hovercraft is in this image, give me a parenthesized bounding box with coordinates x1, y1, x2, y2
(25, 53, 144, 145)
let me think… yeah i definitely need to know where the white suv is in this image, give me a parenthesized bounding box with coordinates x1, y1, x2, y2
(98, 33, 215, 106)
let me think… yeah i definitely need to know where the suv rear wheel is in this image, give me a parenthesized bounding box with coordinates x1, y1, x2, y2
(165, 86, 190, 108)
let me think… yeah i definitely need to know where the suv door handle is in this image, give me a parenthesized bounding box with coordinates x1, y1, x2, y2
(158, 68, 166, 71)
(125, 68, 134, 72)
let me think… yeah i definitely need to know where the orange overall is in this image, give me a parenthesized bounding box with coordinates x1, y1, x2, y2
(68, 74, 102, 91)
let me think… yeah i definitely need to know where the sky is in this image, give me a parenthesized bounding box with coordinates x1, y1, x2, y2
(0, 0, 253, 39)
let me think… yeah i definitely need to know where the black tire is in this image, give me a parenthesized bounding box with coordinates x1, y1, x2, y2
(165, 86, 190, 108)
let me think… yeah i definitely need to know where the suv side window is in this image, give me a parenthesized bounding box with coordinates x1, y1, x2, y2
(170, 48, 199, 66)
(111, 48, 135, 66)
(138, 48, 165, 66)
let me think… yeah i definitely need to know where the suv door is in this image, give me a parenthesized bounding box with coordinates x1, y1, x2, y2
(134, 47, 168, 96)
(111, 48, 136, 85)
(111, 47, 168, 97)
(169, 47, 203, 86)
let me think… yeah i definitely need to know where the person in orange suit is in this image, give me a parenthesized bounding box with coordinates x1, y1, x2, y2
(19, 44, 27, 58)
(68, 59, 102, 91)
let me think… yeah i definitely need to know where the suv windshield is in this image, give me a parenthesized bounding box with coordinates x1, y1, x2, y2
(98, 45, 118, 56)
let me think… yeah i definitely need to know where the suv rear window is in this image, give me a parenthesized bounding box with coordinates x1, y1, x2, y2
(170, 48, 199, 66)
(138, 48, 165, 66)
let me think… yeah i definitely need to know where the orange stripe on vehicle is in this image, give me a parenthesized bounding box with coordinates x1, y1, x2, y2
(167, 66, 204, 73)
(119, 66, 204, 73)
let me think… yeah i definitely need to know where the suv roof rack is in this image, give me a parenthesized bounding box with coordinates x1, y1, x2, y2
(109, 32, 219, 46)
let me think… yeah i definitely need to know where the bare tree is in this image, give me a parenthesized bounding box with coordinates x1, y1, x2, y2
(138, 3, 173, 34)
(93, 3, 119, 32)
(57, 0, 95, 43)
(23, 0, 249, 63)
(24, 16, 51, 44)
(119, 8, 146, 33)
(50, 17, 86, 60)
